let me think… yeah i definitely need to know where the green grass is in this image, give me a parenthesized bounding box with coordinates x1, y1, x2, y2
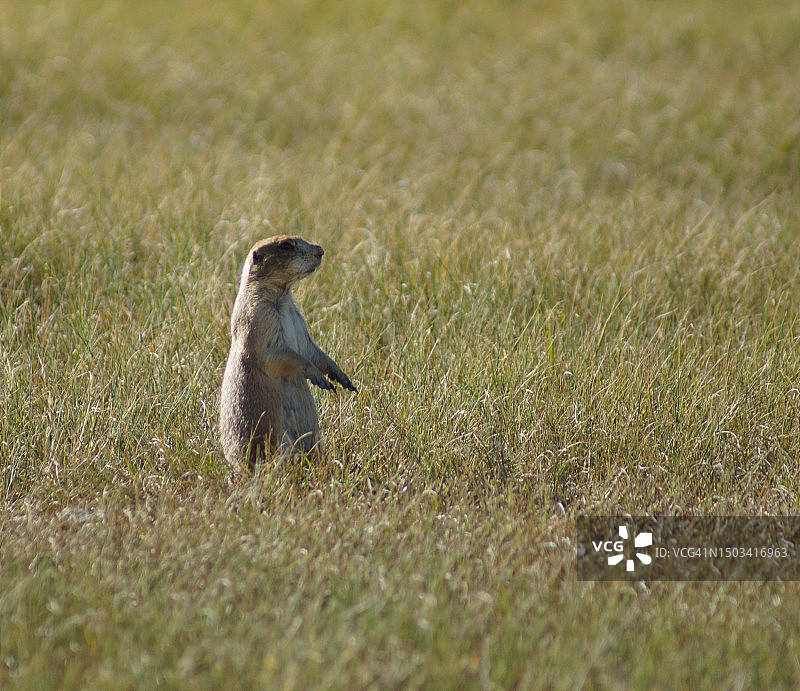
(2, 0, 800, 687)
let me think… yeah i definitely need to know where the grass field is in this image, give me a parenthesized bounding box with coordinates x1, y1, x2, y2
(2, 0, 800, 687)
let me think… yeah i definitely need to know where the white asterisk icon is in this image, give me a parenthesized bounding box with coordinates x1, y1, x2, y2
(608, 525, 653, 572)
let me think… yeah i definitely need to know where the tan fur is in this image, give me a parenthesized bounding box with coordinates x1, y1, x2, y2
(219, 236, 357, 468)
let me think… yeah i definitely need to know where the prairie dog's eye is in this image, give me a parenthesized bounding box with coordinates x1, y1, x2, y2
(252, 250, 262, 265)
(279, 240, 294, 250)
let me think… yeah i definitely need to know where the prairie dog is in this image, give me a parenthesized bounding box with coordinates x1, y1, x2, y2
(219, 236, 356, 468)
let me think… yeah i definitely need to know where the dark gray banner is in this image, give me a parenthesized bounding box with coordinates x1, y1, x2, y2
(577, 516, 800, 581)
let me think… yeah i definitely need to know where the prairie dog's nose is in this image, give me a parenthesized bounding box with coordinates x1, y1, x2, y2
(314, 245, 324, 257)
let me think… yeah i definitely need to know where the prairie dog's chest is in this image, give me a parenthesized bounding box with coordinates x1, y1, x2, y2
(275, 298, 307, 351)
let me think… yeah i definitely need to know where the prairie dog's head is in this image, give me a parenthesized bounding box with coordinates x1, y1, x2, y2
(242, 235, 324, 293)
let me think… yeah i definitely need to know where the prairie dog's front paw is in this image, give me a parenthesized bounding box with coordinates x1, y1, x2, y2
(330, 369, 357, 392)
(305, 364, 335, 390)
